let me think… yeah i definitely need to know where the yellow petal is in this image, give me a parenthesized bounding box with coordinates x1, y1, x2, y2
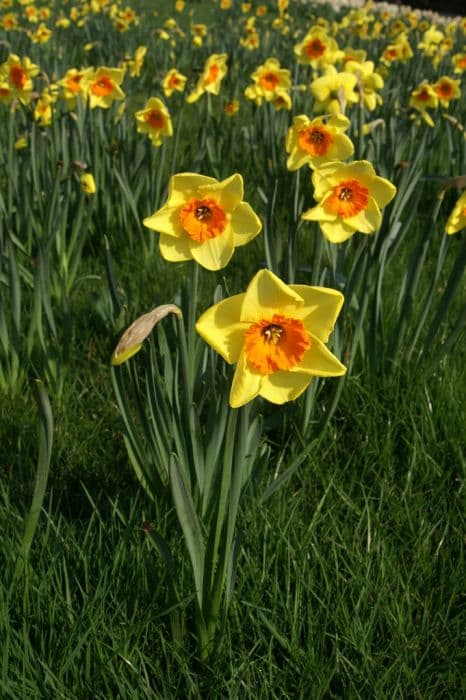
(296, 334, 346, 376)
(199, 173, 243, 210)
(230, 202, 262, 246)
(259, 371, 311, 404)
(240, 269, 304, 322)
(159, 233, 192, 261)
(229, 352, 262, 408)
(168, 173, 218, 206)
(289, 285, 344, 342)
(190, 226, 235, 270)
(320, 219, 358, 243)
(301, 201, 337, 222)
(369, 176, 397, 208)
(143, 205, 183, 237)
(348, 196, 381, 233)
(195, 294, 246, 363)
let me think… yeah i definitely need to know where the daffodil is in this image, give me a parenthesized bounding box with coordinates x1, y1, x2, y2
(433, 76, 461, 107)
(195, 269, 346, 407)
(186, 53, 228, 104)
(344, 60, 384, 111)
(409, 82, 438, 126)
(135, 97, 173, 147)
(86, 67, 125, 109)
(162, 68, 187, 97)
(310, 66, 359, 115)
(301, 160, 396, 244)
(57, 67, 92, 108)
(143, 173, 261, 271)
(294, 27, 342, 68)
(1, 53, 39, 105)
(244, 58, 291, 106)
(286, 114, 354, 171)
(445, 191, 466, 235)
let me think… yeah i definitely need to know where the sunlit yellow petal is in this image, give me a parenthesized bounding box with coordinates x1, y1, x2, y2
(195, 294, 246, 363)
(289, 285, 344, 342)
(199, 173, 243, 210)
(143, 205, 183, 237)
(260, 371, 311, 403)
(229, 352, 262, 408)
(320, 219, 357, 243)
(230, 202, 262, 246)
(240, 269, 303, 322)
(190, 227, 235, 270)
(293, 334, 346, 376)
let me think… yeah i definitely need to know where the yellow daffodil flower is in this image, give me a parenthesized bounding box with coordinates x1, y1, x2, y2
(310, 66, 359, 115)
(1, 53, 39, 105)
(162, 68, 187, 97)
(344, 60, 384, 111)
(445, 191, 466, 235)
(86, 67, 125, 109)
(186, 53, 228, 104)
(433, 76, 461, 107)
(409, 82, 438, 126)
(195, 269, 346, 407)
(57, 67, 92, 108)
(143, 173, 261, 271)
(301, 160, 396, 244)
(244, 58, 291, 106)
(135, 97, 173, 147)
(294, 27, 342, 68)
(452, 53, 466, 74)
(286, 114, 354, 171)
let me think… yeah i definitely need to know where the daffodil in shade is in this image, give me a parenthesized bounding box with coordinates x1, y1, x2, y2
(143, 173, 261, 271)
(135, 97, 173, 147)
(301, 161, 396, 244)
(195, 269, 346, 408)
(445, 191, 466, 235)
(286, 114, 354, 171)
(86, 67, 125, 109)
(186, 53, 228, 104)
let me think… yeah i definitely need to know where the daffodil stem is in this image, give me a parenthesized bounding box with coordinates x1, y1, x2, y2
(357, 102, 364, 160)
(187, 262, 200, 393)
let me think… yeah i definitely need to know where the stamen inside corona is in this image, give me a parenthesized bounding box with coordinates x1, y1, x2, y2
(244, 314, 311, 374)
(179, 197, 227, 242)
(298, 125, 333, 156)
(325, 179, 369, 219)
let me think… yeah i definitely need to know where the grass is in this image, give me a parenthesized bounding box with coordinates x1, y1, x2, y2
(1, 356, 464, 697)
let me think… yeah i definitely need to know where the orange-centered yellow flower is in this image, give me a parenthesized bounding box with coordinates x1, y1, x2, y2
(195, 269, 346, 407)
(244, 57, 291, 106)
(86, 67, 125, 109)
(143, 173, 262, 270)
(301, 161, 397, 244)
(162, 68, 187, 97)
(186, 53, 228, 104)
(135, 97, 173, 147)
(286, 114, 354, 171)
